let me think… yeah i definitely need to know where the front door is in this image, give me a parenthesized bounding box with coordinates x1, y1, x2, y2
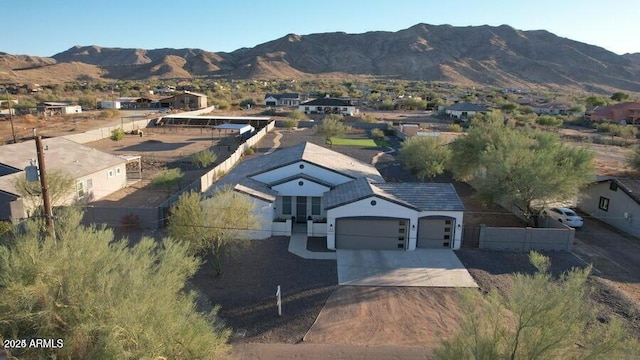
(296, 196, 307, 223)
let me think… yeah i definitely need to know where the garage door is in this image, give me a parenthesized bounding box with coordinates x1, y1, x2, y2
(336, 217, 407, 250)
(417, 217, 454, 248)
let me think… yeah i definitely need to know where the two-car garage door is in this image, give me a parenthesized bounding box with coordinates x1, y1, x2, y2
(335, 217, 407, 250)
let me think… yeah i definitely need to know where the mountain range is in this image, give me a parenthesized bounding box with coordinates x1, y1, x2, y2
(1, 23, 639, 93)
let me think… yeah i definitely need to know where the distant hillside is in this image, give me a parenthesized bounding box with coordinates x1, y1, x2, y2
(1, 24, 639, 92)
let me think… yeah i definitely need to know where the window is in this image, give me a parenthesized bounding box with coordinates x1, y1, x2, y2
(76, 181, 84, 198)
(610, 182, 618, 191)
(86, 179, 93, 189)
(282, 196, 292, 215)
(312, 197, 321, 215)
(107, 170, 114, 178)
(599, 196, 610, 211)
(116, 167, 121, 175)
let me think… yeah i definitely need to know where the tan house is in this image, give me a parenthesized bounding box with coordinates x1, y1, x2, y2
(587, 102, 640, 124)
(159, 91, 208, 110)
(0, 138, 128, 221)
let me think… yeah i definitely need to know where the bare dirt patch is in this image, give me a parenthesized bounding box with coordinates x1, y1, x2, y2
(304, 286, 462, 347)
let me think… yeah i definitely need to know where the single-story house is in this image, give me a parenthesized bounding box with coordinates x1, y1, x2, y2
(0, 137, 128, 221)
(207, 142, 465, 250)
(587, 102, 640, 124)
(37, 101, 82, 116)
(116, 97, 154, 109)
(445, 102, 488, 120)
(299, 98, 359, 116)
(264, 93, 301, 107)
(532, 102, 569, 115)
(579, 177, 640, 238)
(159, 91, 208, 110)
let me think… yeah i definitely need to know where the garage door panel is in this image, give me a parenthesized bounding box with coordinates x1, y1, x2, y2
(336, 218, 404, 250)
(418, 218, 453, 248)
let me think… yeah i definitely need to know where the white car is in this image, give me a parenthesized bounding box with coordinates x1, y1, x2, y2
(541, 207, 583, 228)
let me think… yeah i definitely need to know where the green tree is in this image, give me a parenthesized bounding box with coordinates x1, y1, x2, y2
(435, 252, 638, 360)
(360, 114, 379, 123)
(151, 168, 184, 194)
(314, 114, 349, 145)
(449, 120, 594, 224)
(168, 188, 258, 275)
(13, 169, 75, 214)
(371, 128, 384, 140)
(283, 118, 299, 129)
(399, 136, 451, 180)
(191, 149, 217, 169)
(500, 103, 518, 113)
(585, 95, 607, 107)
(0, 209, 231, 359)
(110, 127, 125, 145)
(611, 91, 630, 102)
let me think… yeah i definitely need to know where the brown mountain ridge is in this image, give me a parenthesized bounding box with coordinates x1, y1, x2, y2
(1, 23, 639, 92)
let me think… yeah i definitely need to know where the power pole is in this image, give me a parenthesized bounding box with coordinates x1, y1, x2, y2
(35, 135, 56, 242)
(6, 92, 17, 143)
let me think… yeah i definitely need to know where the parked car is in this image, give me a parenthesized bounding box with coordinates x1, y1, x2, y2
(541, 207, 583, 228)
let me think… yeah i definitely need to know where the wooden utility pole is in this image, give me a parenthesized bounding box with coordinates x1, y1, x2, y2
(35, 135, 55, 242)
(6, 92, 17, 143)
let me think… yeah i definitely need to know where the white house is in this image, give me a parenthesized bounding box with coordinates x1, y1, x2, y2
(445, 102, 488, 120)
(579, 177, 640, 238)
(0, 137, 128, 221)
(207, 142, 465, 250)
(264, 93, 301, 107)
(299, 98, 359, 116)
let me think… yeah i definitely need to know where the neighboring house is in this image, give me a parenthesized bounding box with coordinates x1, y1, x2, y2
(531, 102, 569, 115)
(116, 97, 154, 109)
(299, 98, 359, 116)
(445, 102, 488, 120)
(99, 100, 121, 109)
(264, 93, 301, 107)
(159, 91, 208, 110)
(208, 142, 465, 250)
(579, 177, 640, 237)
(37, 101, 82, 116)
(0, 137, 128, 221)
(587, 102, 640, 124)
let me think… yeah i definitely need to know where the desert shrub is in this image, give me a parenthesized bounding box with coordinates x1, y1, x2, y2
(100, 109, 120, 119)
(536, 115, 563, 127)
(151, 168, 183, 191)
(261, 108, 276, 116)
(192, 149, 217, 168)
(596, 122, 638, 138)
(361, 114, 378, 123)
(447, 124, 464, 132)
(0, 221, 13, 238)
(565, 117, 594, 128)
(213, 99, 230, 110)
(244, 146, 255, 155)
(287, 109, 307, 120)
(282, 118, 298, 129)
(371, 128, 384, 139)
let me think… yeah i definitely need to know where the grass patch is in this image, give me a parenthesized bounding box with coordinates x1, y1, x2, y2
(329, 137, 390, 147)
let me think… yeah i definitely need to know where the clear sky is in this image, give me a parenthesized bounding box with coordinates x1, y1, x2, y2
(4, 0, 639, 57)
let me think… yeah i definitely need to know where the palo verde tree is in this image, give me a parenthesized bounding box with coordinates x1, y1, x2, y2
(449, 117, 594, 225)
(435, 252, 639, 359)
(168, 187, 258, 276)
(399, 136, 451, 180)
(110, 127, 125, 145)
(0, 208, 231, 359)
(13, 169, 75, 215)
(314, 114, 349, 145)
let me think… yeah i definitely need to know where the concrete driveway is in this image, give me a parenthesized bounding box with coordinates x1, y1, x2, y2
(336, 249, 478, 287)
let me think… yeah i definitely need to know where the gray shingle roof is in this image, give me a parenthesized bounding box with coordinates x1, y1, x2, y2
(325, 178, 464, 211)
(0, 137, 125, 182)
(301, 98, 353, 107)
(251, 142, 384, 183)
